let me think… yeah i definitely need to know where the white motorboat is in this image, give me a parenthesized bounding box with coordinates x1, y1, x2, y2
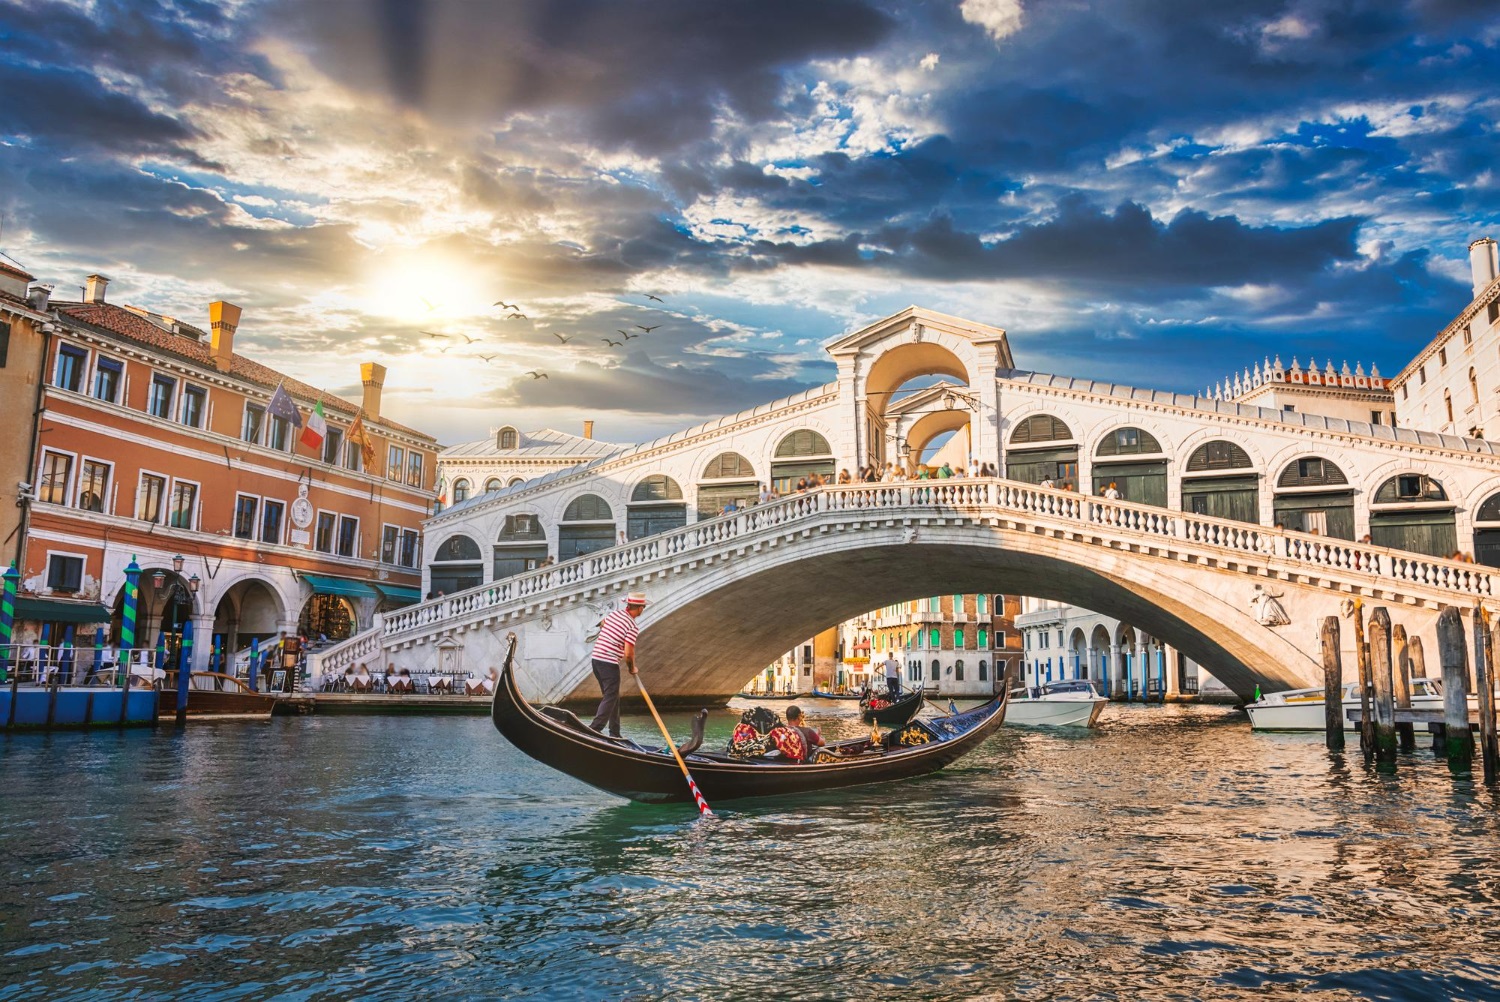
(1245, 678, 1445, 731)
(1005, 680, 1108, 728)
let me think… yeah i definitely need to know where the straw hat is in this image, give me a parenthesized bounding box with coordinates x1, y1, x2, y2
(625, 591, 648, 607)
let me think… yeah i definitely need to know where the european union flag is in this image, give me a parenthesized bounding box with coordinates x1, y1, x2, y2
(268, 383, 302, 427)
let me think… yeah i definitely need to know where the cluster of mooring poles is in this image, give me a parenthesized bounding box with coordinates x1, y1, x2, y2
(1319, 600, 1500, 780)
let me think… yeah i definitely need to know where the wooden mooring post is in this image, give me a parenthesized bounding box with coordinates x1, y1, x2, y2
(1319, 616, 1344, 751)
(1348, 599, 1375, 760)
(1409, 635, 1427, 679)
(1436, 607, 1473, 769)
(1392, 624, 1415, 753)
(1479, 611, 1500, 784)
(1368, 608, 1398, 767)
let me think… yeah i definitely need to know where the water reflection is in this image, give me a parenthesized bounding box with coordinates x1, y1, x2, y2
(3, 704, 1500, 1000)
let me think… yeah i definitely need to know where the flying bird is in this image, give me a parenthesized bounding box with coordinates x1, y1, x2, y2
(602, 338, 623, 347)
(477, 353, 499, 363)
(507, 312, 528, 320)
(493, 301, 518, 310)
(421, 330, 449, 339)
(420, 297, 438, 312)
(525, 371, 548, 380)
(622, 331, 639, 340)
(552, 332, 574, 344)
(455, 333, 482, 344)
(645, 294, 665, 303)
(636, 324, 660, 333)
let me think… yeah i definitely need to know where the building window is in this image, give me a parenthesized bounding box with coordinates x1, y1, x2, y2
(1464, 325, 1472, 346)
(148, 374, 176, 419)
(234, 495, 259, 539)
(39, 452, 71, 505)
(0, 320, 9, 367)
(955, 628, 965, 649)
(1440, 346, 1448, 366)
(453, 479, 470, 503)
(955, 659, 965, 682)
(398, 529, 419, 568)
(137, 473, 166, 523)
(485, 478, 503, 493)
(1370, 411, 1383, 425)
(77, 460, 109, 513)
(499, 427, 518, 450)
(323, 427, 343, 465)
(978, 627, 989, 649)
(1471, 368, 1481, 412)
(242, 403, 265, 444)
(93, 358, 123, 403)
(168, 481, 197, 529)
(46, 554, 84, 592)
(929, 627, 940, 648)
(387, 445, 404, 481)
(180, 384, 207, 428)
(336, 515, 358, 558)
(1419, 366, 1426, 385)
(261, 500, 284, 544)
(977, 593, 987, 616)
(928, 596, 939, 612)
(406, 451, 423, 487)
(315, 512, 336, 552)
(55, 344, 88, 392)
(979, 660, 988, 681)
(1402, 384, 1409, 401)
(269, 414, 293, 451)
(344, 439, 363, 472)
(381, 525, 399, 563)
(1445, 391, 1454, 423)
(996, 630, 1006, 646)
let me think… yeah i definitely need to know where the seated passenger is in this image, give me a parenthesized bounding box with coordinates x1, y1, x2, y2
(783, 706, 825, 761)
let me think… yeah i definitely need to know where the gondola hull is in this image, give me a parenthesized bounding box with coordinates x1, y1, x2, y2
(861, 690, 922, 726)
(492, 663, 1007, 804)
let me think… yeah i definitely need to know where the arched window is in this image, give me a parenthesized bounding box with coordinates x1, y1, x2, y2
(497, 514, 544, 542)
(562, 494, 613, 521)
(994, 594, 1006, 612)
(1276, 457, 1349, 489)
(429, 533, 484, 594)
(497, 427, 519, 450)
(1010, 415, 1073, 444)
(774, 430, 832, 458)
(452, 479, 471, 503)
(631, 475, 684, 502)
(1445, 391, 1454, 423)
(629, 475, 687, 540)
(434, 535, 481, 561)
(1371, 475, 1455, 556)
(702, 452, 755, 479)
(1374, 475, 1448, 504)
(485, 478, 503, 492)
(955, 659, 965, 682)
(930, 659, 940, 682)
(1475, 491, 1500, 567)
(493, 513, 548, 580)
(1471, 368, 1481, 412)
(508, 477, 526, 488)
(978, 660, 988, 682)
(1185, 441, 1252, 471)
(1095, 427, 1162, 456)
(1274, 457, 1354, 538)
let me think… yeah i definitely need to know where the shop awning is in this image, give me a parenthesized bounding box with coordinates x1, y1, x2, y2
(14, 597, 111, 624)
(300, 573, 381, 601)
(374, 583, 421, 606)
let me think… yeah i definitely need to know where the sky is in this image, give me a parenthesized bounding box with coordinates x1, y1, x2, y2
(2, 0, 1497, 448)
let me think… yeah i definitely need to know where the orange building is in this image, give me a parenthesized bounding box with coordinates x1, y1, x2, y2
(14, 274, 439, 676)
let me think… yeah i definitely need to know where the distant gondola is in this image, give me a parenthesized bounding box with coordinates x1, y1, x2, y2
(810, 689, 862, 701)
(861, 688, 922, 727)
(492, 663, 1007, 804)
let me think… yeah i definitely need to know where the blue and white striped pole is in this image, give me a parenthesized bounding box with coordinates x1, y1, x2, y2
(175, 617, 194, 723)
(118, 558, 141, 724)
(248, 638, 260, 692)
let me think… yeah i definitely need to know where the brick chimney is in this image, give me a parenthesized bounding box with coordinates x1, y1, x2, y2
(208, 301, 241, 373)
(84, 274, 109, 303)
(583, 419, 594, 440)
(361, 362, 386, 420)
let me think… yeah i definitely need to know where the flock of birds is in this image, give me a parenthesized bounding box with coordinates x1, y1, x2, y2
(418, 292, 669, 382)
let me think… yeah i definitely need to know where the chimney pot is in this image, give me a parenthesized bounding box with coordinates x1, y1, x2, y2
(1470, 237, 1498, 297)
(361, 361, 387, 420)
(208, 300, 242, 374)
(27, 284, 51, 312)
(583, 420, 594, 440)
(84, 274, 109, 303)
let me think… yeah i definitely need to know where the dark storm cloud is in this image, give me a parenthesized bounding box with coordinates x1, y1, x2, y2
(280, 0, 894, 154)
(746, 198, 1361, 293)
(0, 61, 203, 160)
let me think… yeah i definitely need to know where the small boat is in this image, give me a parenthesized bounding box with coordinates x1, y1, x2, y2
(2, 684, 159, 729)
(735, 691, 799, 701)
(861, 689, 922, 727)
(1005, 680, 1108, 728)
(159, 672, 277, 719)
(810, 689, 862, 701)
(492, 662, 1008, 804)
(1246, 678, 1444, 731)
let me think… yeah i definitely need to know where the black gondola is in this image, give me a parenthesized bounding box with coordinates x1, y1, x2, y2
(492, 662, 1007, 804)
(810, 689, 863, 701)
(861, 689, 923, 727)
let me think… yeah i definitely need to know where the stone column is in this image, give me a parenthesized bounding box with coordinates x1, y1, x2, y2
(1109, 644, 1123, 700)
(1137, 639, 1152, 701)
(1165, 645, 1181, 699)
(189, 612, 215, 675)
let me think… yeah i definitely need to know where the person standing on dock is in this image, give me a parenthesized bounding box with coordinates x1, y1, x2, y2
(589, 592, 647, 738)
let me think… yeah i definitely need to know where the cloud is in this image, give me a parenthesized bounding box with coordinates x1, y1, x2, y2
(959, 0, 1024, 43)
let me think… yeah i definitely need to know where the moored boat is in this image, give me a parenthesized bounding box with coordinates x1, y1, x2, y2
(492, 662, 1007, 804)
(810, 688, 863, 701)
(861, 689, 922, 727)
(159, 672, 277, 719)
(1006, 680, 1108, 728)
(1246, 678, 1444, 731)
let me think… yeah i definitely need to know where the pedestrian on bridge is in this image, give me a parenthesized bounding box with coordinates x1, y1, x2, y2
(589, 592, 647, 738)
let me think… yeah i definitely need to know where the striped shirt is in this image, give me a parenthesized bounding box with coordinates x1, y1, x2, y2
(592, 609, 640, 664)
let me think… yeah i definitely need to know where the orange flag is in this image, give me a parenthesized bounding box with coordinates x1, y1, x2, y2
(349, 410, 377, 471)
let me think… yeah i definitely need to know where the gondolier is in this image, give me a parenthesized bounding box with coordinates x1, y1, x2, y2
(882, 651, 901, 699)
(589, 591, 646, 738)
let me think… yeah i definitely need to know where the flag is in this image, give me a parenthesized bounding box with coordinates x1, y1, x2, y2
(267, 383, 302, 428)
(300, 399, 327, 450)
(349, 410, 376, 470)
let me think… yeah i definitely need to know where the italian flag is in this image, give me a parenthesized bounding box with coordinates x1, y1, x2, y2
(300, 399, 327, 450)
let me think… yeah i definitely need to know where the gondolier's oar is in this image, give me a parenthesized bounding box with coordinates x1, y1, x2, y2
(634, 674, 714, 817)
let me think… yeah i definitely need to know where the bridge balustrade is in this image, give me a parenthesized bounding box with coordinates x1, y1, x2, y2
(313, 478, 1499, 678)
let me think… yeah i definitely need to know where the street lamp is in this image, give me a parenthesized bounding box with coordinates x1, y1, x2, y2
(171, 554, 184, 573)
(151, 568, 166, 589)
(187, 574, 200, 594)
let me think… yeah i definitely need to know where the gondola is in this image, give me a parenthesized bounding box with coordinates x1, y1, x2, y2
(861, 688, 923, 727)
(492, 661, 1007, 804)
(734, 691, 798, 701)
(809, 689, 862, 701)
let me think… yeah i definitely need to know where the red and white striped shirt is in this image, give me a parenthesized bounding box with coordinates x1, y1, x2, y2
(592, 609, 640, 664)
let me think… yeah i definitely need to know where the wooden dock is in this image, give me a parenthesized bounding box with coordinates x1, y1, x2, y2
(273, 692, 493, 716)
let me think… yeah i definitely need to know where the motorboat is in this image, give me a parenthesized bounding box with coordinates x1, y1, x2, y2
(1245, 678, 1445, 731)
(1005, 680, 1108, 728)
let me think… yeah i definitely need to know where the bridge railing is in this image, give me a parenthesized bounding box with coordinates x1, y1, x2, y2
(330, 479, 1496, 664)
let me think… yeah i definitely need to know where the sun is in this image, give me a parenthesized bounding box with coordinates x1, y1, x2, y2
(361, 251, 494, 323)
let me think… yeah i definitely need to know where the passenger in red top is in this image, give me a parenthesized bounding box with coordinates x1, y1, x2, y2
(784, 705, 825, 762)
(588, 591, 646, 738)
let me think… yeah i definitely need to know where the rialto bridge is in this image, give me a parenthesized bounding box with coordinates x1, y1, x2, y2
(311, 307, 1500, 703)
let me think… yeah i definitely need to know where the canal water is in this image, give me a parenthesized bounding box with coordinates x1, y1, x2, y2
(3, 702, 1500, 1001)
